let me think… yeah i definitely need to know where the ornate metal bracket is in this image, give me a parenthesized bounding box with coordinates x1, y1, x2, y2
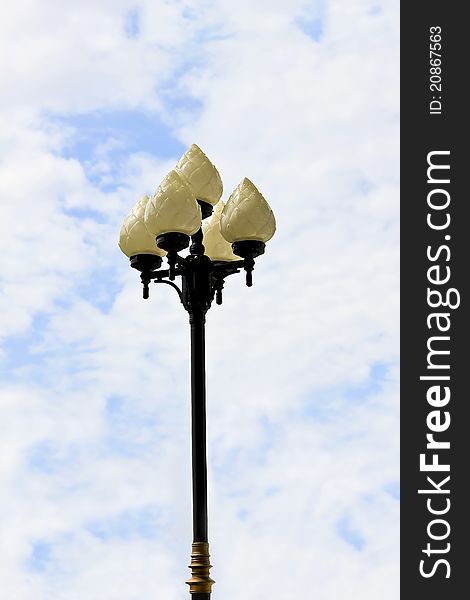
(154, 278, 183, 303)
(129, 232, 258, 311)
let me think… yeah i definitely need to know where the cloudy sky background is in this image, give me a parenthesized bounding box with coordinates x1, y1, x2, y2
(0, 1, 399, 598)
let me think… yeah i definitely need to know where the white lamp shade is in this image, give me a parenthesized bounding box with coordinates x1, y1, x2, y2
(119, 195, 166, 257)
(202, 201, 238, 261)
(219, 178, 276, 243)
(175, 144, 223, 206)
(144, 170, 202, 237)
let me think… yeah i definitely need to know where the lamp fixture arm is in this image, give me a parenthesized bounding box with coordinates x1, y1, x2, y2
(154, 279, 183, 303)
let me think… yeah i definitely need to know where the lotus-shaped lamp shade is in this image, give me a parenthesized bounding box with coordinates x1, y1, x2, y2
(175, 144, 223, 206)
(119, 195, 166, 258)
(202, 201, 238, 262)
(219, 178, 276, 243)
(144, 170, 202, 237)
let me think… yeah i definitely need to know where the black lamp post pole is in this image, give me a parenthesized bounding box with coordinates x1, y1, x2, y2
(183, 224, 215, 598)
(129, 202, 266, 598)
(186, 307, 213, 600)
(190, 309, 208, 544)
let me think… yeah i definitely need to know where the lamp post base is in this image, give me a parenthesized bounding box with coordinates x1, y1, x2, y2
(186, 541, 215, 595)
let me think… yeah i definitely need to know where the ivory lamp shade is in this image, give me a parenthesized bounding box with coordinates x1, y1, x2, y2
(175, 144, 223, 206)
(144, 170, 202, 237)
(119, 195, 166, 258)
(202, 201, 238, 262)
(219, 178, 276, 243)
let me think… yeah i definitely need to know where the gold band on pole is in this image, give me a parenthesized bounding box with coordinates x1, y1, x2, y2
(186, 542, 215, 594)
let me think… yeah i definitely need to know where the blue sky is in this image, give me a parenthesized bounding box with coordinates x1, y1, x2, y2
(55, 110, 186, 188)
(0, 1, 399, 598)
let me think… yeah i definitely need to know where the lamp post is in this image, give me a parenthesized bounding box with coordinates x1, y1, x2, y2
(118, 145, 276, 599)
